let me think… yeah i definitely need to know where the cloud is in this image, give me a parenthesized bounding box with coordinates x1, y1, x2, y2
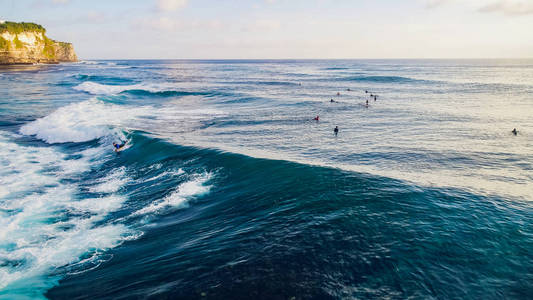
(248, 19, 282, 32)
(422, 0, 533, 15)
(83, 11, 108, 23)
(136, 16, 225, 32)
(478, 0, 533, 15)
(156, 0, 188, 12)
(423, 0, 453, 8)
(140, 16, 182, 31)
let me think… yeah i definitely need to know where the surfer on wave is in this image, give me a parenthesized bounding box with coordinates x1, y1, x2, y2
(113, 141, 127, 152)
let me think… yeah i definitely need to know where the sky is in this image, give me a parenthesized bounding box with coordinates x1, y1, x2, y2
(2, 0, 533, 59)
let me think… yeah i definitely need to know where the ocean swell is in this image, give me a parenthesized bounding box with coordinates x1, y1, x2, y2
(340, 75, 431, 83)
(74, 81, 191, 96)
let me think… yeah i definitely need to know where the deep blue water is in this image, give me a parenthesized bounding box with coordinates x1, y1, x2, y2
(0, 60, 532, 299)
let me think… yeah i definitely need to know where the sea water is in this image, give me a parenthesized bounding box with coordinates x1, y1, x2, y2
(0, 60, 532, 299)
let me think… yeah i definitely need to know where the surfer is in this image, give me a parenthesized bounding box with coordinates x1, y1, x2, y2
(346, 88, 351, 91)
(113, 141, 126, 152)
(337, 92, 341, 96)
(314, 115, 320, 121)
(366, 99, 369, 106)
(334, 126, 339, 136)
(374, 95, 377, 101)
(512, 128, 518, 135)
(330, 99, 335, 103)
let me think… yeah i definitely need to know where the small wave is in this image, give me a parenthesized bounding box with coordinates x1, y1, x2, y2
(74, 81, 192, 96)
(73, 74, 136, 85)
(74, 82, 135, 95)
(145, 168, 185, 182)
(323, 67, 349, 70)
(340, 75, 427, 83)
(123, 89, 205, 97)
(78, 60, 100, 65)
(228, 80, 300, 86)
(133, 172, 212, 216)
(89, 167, 130, 194)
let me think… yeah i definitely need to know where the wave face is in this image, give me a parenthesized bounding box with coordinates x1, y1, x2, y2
(1, 59, 533, 299)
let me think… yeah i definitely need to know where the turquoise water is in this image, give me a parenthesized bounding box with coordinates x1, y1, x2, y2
(0, 60, 532, 299)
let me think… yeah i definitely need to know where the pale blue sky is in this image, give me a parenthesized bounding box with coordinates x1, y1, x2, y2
(2, 0, 533, 59)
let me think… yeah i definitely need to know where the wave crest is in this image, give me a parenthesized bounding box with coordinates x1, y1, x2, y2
(19, 98, 148, 144)
(74, 81, 190, 96)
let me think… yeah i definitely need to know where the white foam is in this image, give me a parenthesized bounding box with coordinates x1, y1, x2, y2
(89, 167, 129, 194)
(145, 168, 184, 182)
(0, 133, 66, 199)
(19, 97, 224, 147)
(134, 172, 212, 216)
(19, 98, 149, 144)
(73, 81, 178, 95)
(78, 60, 99, 65)
(70, 195, 126, 214)
(0, 131, 134, 293)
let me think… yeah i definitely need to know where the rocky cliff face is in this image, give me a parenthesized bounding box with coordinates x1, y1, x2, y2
(0, 22, 78, 64)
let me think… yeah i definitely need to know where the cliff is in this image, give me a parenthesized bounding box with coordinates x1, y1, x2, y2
(0, 21, 78, 64)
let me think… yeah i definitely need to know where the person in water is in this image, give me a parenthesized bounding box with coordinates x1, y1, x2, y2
(113, 141, 126, 151)
(374, 95, 377, 101)
(314, 115, 320, 121)
(337, 92, 341, 96)
(512, 128, 518, 135)
(330, 99, 335, 103)
(366, 99, 369, 106)
(334, 126, 339, 136)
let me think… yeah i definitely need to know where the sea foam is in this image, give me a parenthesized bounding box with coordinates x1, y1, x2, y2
(74, 81, 179, 95)
(19, 98, 149, 144)
(134, 172, 212, 216)
(0, 132, 133, 293)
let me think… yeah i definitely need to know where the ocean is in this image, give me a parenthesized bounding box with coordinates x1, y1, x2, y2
(0, 59, 531, 299)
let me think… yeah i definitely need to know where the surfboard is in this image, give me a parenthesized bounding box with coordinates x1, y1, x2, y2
(115, 146, 126, 153)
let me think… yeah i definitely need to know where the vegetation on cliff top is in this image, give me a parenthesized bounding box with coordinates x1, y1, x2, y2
(0, 21, 77, 62)
(0, 21, 46, 34)
(0, 36, 8, 51)
(42, 36, 56, 59)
